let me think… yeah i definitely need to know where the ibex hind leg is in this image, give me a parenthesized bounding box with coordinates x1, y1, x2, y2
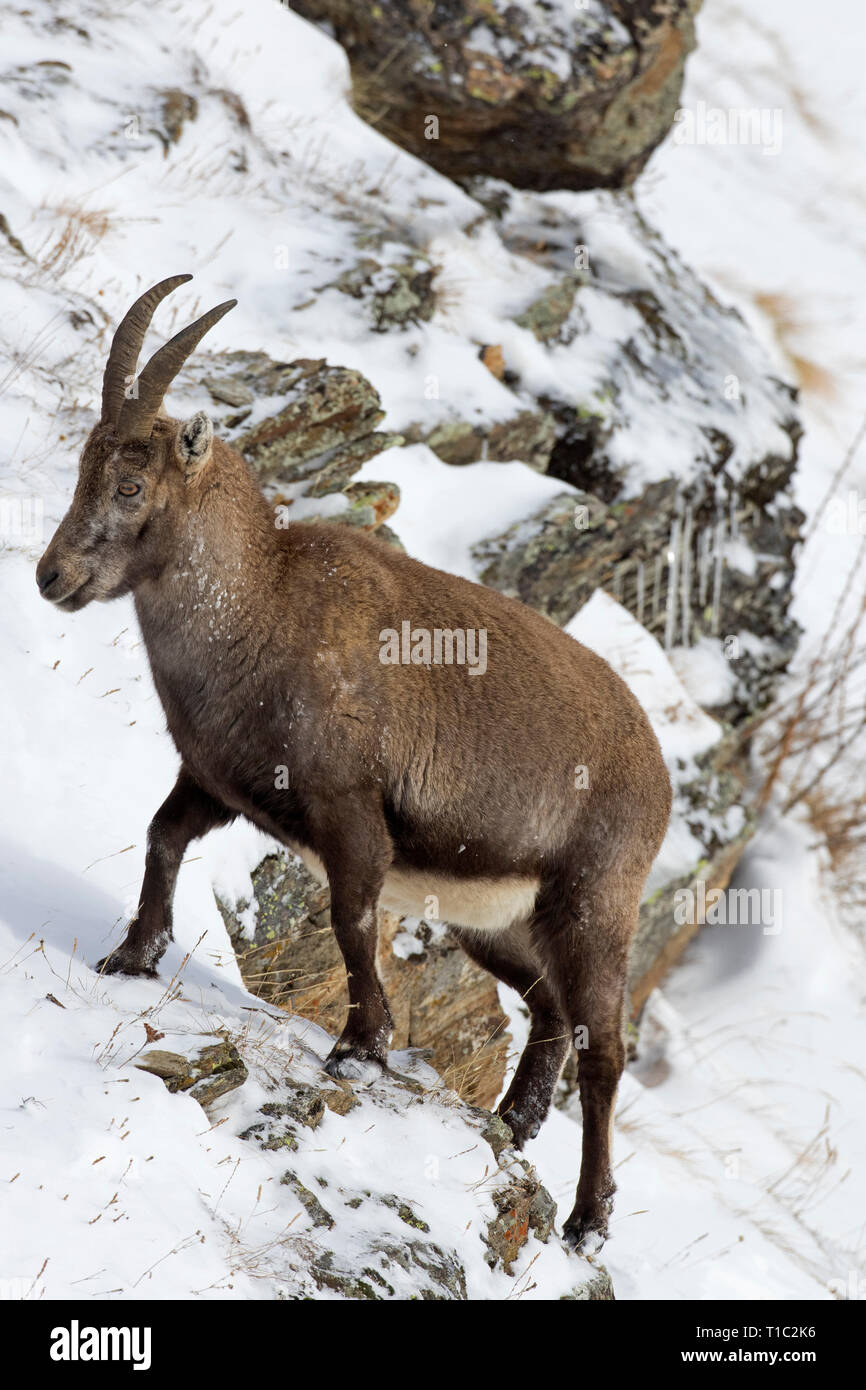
(530, 870, 638, 1253)
(451, 923, 568, 1147)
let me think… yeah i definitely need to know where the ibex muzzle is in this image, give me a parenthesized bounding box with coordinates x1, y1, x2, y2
(37, 278, 672, 1252)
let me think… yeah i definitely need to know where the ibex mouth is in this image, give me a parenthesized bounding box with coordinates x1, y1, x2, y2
(52, 577, 94, 611)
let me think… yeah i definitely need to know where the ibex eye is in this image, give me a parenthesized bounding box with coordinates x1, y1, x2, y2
(117, 482, 141, 498)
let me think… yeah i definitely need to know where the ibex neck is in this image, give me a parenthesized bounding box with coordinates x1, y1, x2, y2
(134, 442, 280, 660)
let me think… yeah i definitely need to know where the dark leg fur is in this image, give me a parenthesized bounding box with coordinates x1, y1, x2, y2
(309, 792, 394, 1083)
(452, 924, 569, 1147)
(97, 769, 233, 976)
(530, 870, 638, 1252)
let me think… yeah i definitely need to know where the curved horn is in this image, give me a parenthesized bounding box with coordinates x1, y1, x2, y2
(116, 299, 238, 443)
(101, 275, 193, 427)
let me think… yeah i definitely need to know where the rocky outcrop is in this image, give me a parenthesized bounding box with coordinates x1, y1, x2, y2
(483, 1163, 557, 1274)
(137, 1021, 611, 1298)
(292, 0, 700, 192)
(493, 195, 803, 506)
(216, 853, 511, 1109)
(199, 351, 399, 484)
(188, 350, 404, 536)
(233, 1043, 611, 1299)
(402, 408, 557, 473)
(473, 482, 803, 727)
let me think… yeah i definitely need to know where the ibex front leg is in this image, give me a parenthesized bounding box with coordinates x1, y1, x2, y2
(97, 769, 232, 977)
(310, 793, 394, 1084)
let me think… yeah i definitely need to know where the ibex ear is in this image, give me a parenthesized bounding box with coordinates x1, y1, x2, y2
(175, 412, 214, 482)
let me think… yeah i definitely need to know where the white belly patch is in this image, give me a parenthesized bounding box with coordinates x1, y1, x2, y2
(286, 842, 538, 933)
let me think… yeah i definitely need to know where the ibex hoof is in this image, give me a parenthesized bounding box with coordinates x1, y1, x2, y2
(498, 1104, 542, 1149)
(324, 1047, 384, 1087)
(562, 1219, 607, 1256)
(562, 1194, 613, 1254)
(95, 949, 159, 979)
(508, 1118, 541, 1150)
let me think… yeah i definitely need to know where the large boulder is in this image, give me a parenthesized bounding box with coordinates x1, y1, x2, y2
(291, 0, 701, 191)
(459, 187, 804, 727)
(194, 350, 401, 487)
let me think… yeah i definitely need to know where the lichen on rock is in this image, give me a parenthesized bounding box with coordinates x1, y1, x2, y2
(134, 1038, 248, 1108)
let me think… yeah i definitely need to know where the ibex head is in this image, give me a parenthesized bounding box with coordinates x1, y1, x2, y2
(36, 276, 236, 610)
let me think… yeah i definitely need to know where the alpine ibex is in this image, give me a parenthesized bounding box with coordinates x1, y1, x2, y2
(37, 277, 671, 1250)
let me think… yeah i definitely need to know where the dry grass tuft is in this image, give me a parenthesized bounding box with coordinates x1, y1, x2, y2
(752, 290, 837, 400)
(753, 416, 866, 928)
(36, 203, 115, 276)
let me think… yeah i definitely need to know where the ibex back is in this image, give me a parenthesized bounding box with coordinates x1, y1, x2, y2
(36, 278, 671, 1250)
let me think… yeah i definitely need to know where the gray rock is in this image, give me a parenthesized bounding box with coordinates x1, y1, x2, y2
(494, 193, 803, 510)
(322, 1079, 360, 1116)
(281, 1171, 335, 1229)
(308, 1241, 467, 1300)
(274, 1085, 326, 1131)
(134, 1039, 247, 1108)
(475, 1110, 515, 1161)
(380, 1193, 430, 1233)
(483, 1159, 557, 1274)
(515, 276, 585, 343)
(200, 374, 254, 409)
(239, 1119, 298, 1154)
(562, 1268, 616, 1300)
(405, 409, 557, 472)
(328, 255, 438, 332)
(237, 361, 386, 482)
(232, 1022, 613, 1296)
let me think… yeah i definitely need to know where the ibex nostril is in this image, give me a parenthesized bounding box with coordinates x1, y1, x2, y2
(37, 568, 59, 595)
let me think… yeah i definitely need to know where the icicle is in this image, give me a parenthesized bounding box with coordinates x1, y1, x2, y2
(636, 558, 645, 626)
(729, 490, 738, 541)
(697, 523, 711, 612)
(664, 514, 681, 653)
(711, 512, 726, 636)
(653, 553, 663, 622)
(613, 560, 625, 603)
(680, 503, 694, 647)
